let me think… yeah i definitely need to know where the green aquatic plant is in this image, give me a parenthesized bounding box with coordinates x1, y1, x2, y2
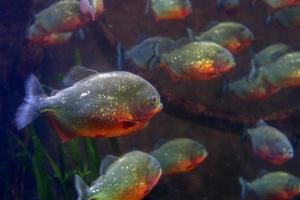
(109, 138, 121, 156)
(28, 126, 53, 200)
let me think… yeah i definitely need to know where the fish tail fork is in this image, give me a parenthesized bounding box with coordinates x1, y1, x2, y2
(15, 74, 47, 130)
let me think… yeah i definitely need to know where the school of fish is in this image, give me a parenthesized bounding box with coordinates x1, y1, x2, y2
(16, 0, 300, 199)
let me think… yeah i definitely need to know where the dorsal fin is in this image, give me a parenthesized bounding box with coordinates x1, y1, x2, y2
(99, 155, 118, 175)
(256, 119, 267, 127)
(206, 20, 219, 30)
(186, 28, 196, 41)
(63, 66, 99, 87)
(257, 169, 269, 178)
(154, 139, 168, 149)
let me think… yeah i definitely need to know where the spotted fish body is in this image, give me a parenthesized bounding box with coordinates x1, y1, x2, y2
(247, 121, 294, 165)
(150, 0, 192, 20)
(196, 22, 254, 54)
(274, 5, 300, 27)
(239, 171, 300, 200)
(75, 151, 162, 200)
(217, 0, 240, 12)
(161, 41, 236, 80)
(28, 1, 87, 36)
(15, 67, 162, 142)
(264, 52, 300, 88)
(125, 37, 176, 69)
(228, 73, 276, 99)
(26, 31, 73, 46)
(252, 43, 290, 69)
(150, 138, 208, 174)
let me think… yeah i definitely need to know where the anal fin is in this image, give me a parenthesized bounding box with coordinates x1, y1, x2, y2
(46, 113, 74, 143)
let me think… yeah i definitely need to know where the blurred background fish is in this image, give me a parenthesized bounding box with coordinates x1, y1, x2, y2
(146, 0, 192, 21)
(160, 41, 236, 80)
(239, 171, 300, 200)
(274, 5, 300, 27)
(117, 36, 176, 70)
(195, 22, 254, 54)
(216, 0, 240, 13)
(245, 120, 294, 165)
(150, 138, 208, 174)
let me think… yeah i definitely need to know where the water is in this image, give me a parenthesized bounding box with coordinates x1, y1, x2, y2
(1, 0, 300, 199)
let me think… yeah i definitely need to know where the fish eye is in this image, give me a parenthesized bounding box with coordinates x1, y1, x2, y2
(149, 96, 157, 105)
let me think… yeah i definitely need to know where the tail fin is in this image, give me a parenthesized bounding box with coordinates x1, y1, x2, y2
(15, 74, 47, 130)
(75, 175, 89, 200)
(116, 43, 125, 70)
(239, 176, 250, 200)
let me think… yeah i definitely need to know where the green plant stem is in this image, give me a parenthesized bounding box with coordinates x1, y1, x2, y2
(109, 138, 121, 156)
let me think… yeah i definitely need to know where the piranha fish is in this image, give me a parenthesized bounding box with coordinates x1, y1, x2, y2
(75, 151, 162, 200)
(28, 1, 87, 36)
(27, 0, 103, 45)
(117, 36, 176, 70)
(239, 171, 300, 200)
(251, 43, 290, 70)
(246, 120, 294, 165)
(264, 52, 300, 88)
(80, 0, 104, 21)
(146, 0, 192, 21)
(216, 0, 240, 13)
(160, 41, 236, 81)
(196, 22, 254, 54)
(274, 5, 300, 27)
(15, 66, 162, 142)
(150, 138, 208, 174)
(26, 31, 73, 46)
(261, 0, 300, 12)
(228, 73, 277, 100)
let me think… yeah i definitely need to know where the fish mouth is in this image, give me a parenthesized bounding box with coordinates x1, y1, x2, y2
(156, 103, 163, 113)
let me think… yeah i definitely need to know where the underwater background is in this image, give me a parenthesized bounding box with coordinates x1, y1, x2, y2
(1, 0, 300, 199)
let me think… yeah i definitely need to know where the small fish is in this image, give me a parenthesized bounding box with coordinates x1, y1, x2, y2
(216, 0, 240, 13)
(262, 0, 300, 11)
(29, 1, 88, 35)
(26, 30, 73, 46)
(265, 52, 300, 88)
(196, 22, 254, 54)
(246, 120, 294, 165)
(160, 41, 236, 80)
(147, 0, 192, 21)
(117, 36, 176, 70)
(274, 5, 300, 27)
(239, 171, 300, 200)
(75, 151, 162, 200)
(150, 138, 208, 174)
(251, 43, 290, 70)
(228, 73, 277, 99)
(80, 0, 104, 21)
(15, 66, 162, 142)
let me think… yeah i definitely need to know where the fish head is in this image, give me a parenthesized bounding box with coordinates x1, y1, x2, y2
(144, 155, 162, 191)
(275, 145, 294, 162)
(224, 24, 254, 53)
(125, 151, 162, 197)
(214, 47, 236, 75)
(189, 142, 208, 166)
(132, 84, 162, 121)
